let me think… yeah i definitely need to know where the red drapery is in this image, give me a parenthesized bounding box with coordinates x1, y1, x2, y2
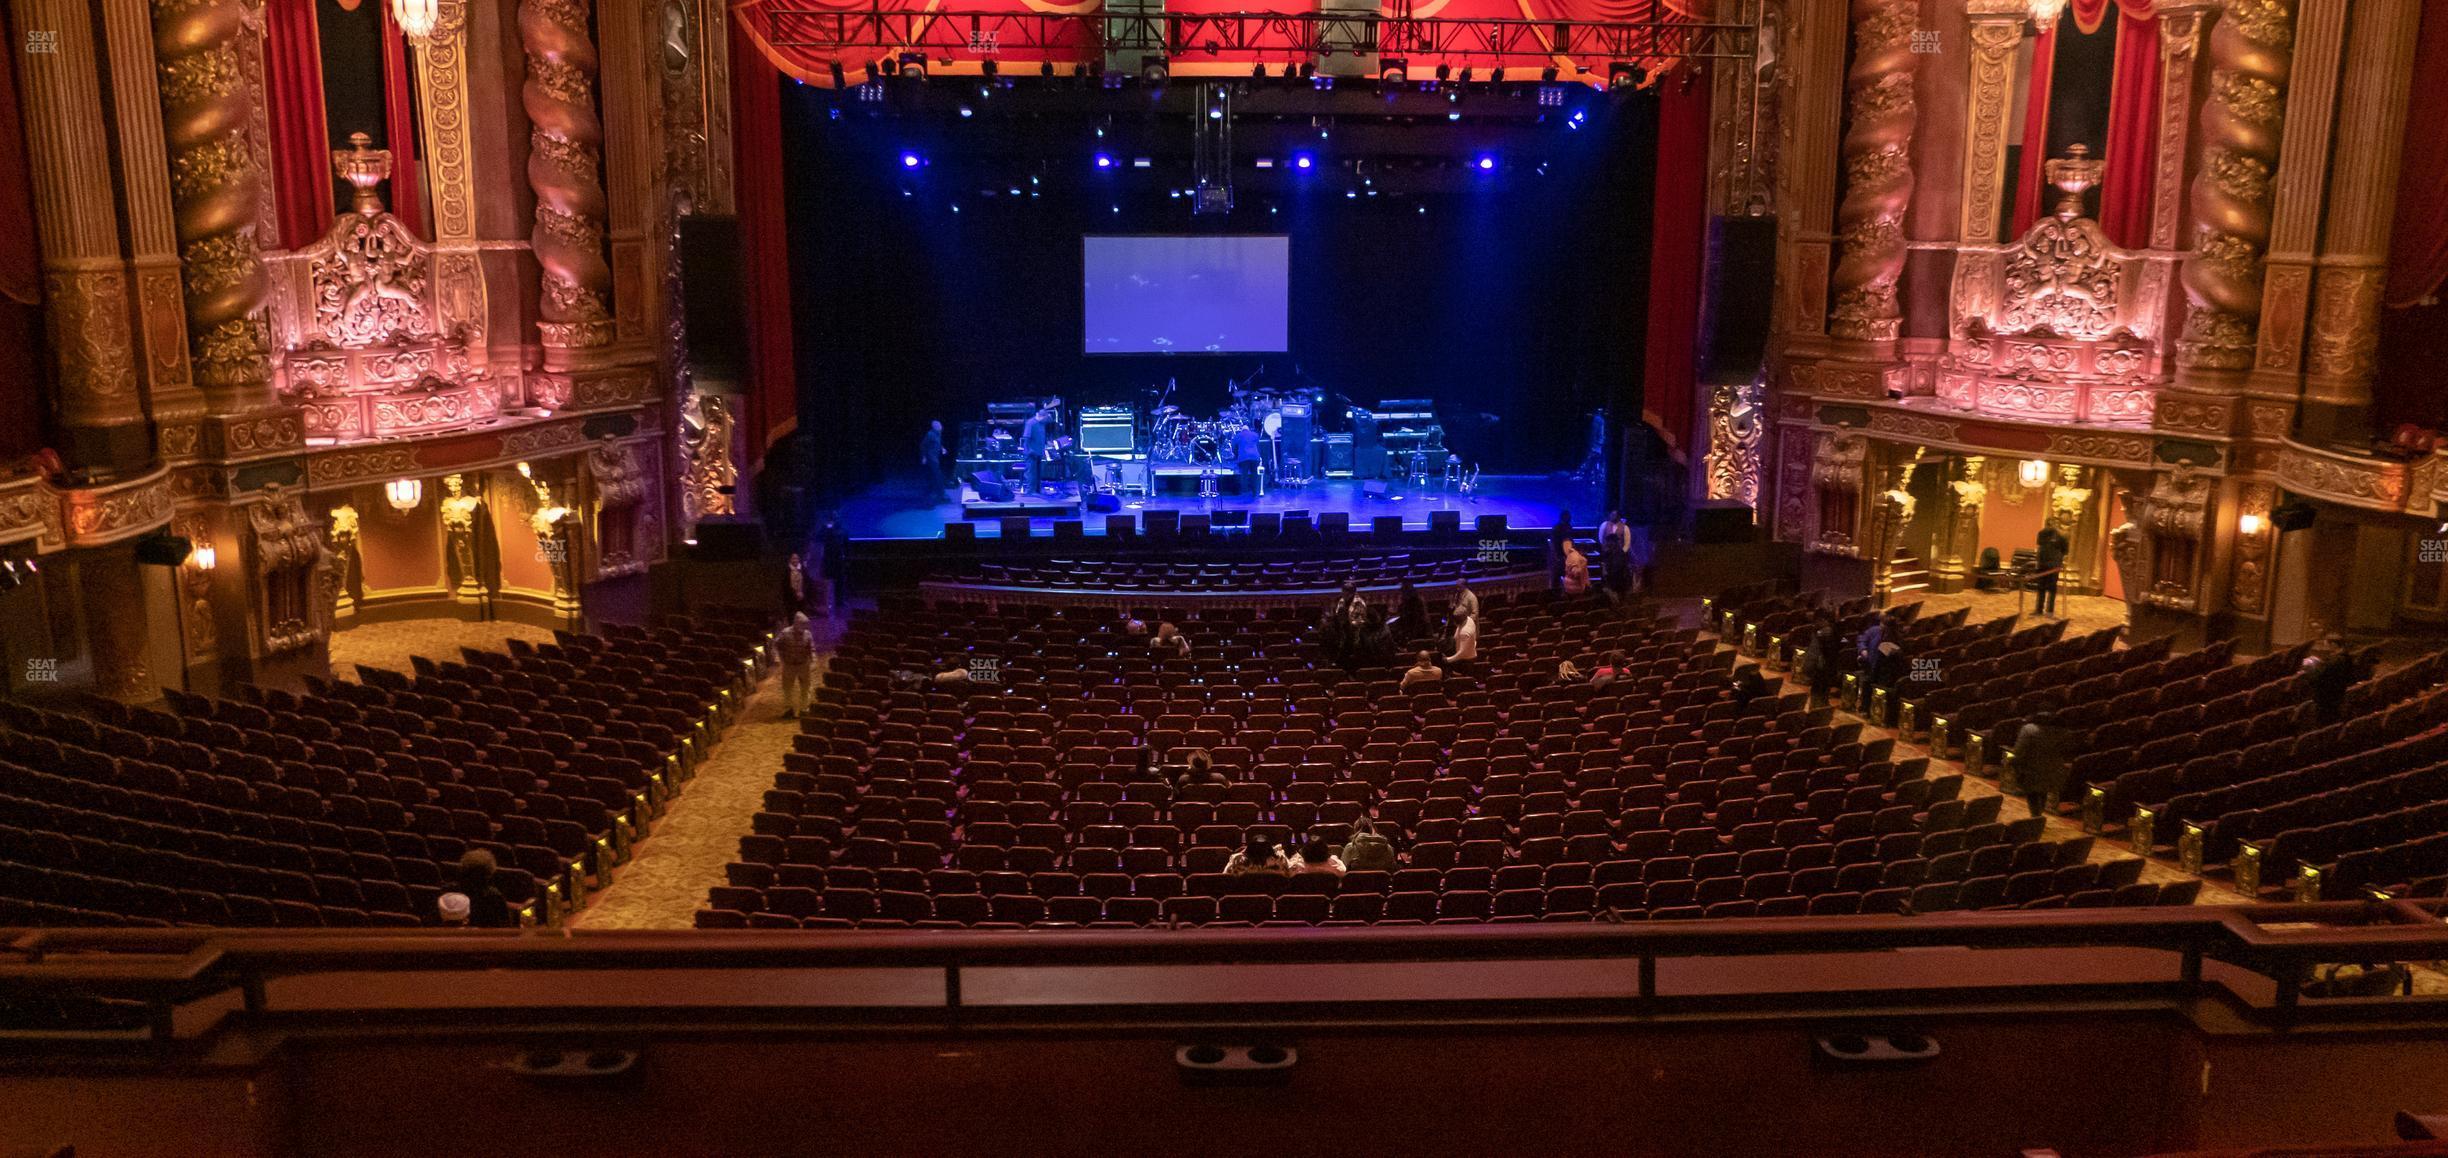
(2009, 22, 2057, 238)
(2384, 0, 2448, 309)
(381, 5, 424, 236)
(263, 0, 333, 249)
(1642, 66, 1709, 461)
(0, 39, 47, 460)
(2096, 10, 2161, 247)
(732, 7, 799, 460)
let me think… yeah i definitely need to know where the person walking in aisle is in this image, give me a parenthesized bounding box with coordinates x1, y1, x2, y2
(776, 612, 818, 719)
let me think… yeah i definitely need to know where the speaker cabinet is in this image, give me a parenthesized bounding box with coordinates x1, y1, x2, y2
(1104, 514, 1137, 538)
(1179, 513, 1212, 537)
(1372, 515, 1405, 538)
(1052, 520, 1084, 540)
(971, 470, 1013, 504)
(1475, 514, 1508, 536)
(1692, 501, 1757, 544)
(944, 522, 976, 543)
(1700, 215, 1777, 386)
(678, 217, 746, 385)
(689, 518, 764, 561)
(1428, 510, 1462, 536)
(1249, 512, 1281, 538)
(1318, 511, 1350, 535)
(998, 516, 1032, 540)
(1143, 510, 1180, 537)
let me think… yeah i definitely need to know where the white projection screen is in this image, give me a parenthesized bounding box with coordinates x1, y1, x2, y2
(1082, 234, 1290, 354)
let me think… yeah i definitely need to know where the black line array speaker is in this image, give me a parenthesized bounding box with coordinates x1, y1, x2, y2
(1699, 215, 1778, 386)
(1692, 500, 1757, 544)
(678, 216, 746, 385)
(689, 518, 764, 560)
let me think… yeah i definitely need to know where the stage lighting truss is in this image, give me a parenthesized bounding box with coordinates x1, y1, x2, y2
(1192, 81, 1233, 215)
(756, 8, 1754, 76)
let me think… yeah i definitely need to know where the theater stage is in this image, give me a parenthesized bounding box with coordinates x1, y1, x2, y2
(836, 473, 1606, 542)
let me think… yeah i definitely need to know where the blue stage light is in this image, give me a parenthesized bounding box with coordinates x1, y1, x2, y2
(900, 152, 921, 168)
(1294, 154, 1314, 170)
(1095, 153, 1114, 169)
(1475, 155, 1496, 170)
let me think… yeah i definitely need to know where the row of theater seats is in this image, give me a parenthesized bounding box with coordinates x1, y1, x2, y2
(703, 588, 2129, 929)
(0, 611, 767, 928)
(939, 553, 1532, 594)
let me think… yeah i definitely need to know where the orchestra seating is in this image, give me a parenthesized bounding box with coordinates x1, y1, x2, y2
(703, 590, 2152, 929)
(0, 611, 766, 929)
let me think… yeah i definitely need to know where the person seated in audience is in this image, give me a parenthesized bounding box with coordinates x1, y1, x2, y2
(1288, 838, 1344, 876)
(1855, 612, 1892, 675)
(1392, 580, 1430, 645)
(1150, 621, 1191, 659)
(454, 849, 515, 929)
(1341, 818, 1399, 872)
(2304, 634, 2358, 725)
(1560, 540, 1591, 598)
(2012, 707, 2076, 819)
(1224, 837, 1290, 876)
(436, 891, 470, 928)
(1400, 650, 1445, 691)
(775, 612, 818, 719)
(1322, 581, 1371, 669)
(1729, 663, 1775, 713)
(1122, 612, 1149, 637)
(1450, 579, 1480, 624)
(1174, 748, 1226, 790)
(1589, 650, 1629, 687)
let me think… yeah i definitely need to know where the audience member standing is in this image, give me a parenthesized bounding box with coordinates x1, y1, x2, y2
(1444, 612, 1480, 676)
(2304, 635, 2358, 725)
(1561, 540, 1591, 597)
(1393, 580, 1430, 645)
(2034, 523, 2069, 616)
(1599, 510, 1635, 604)
(1450, 580, 1480, 625)
(1546, 511, 1575, 595)
(2012, 708, 2076, 819)
(1801, 614, 1847, 711)
(920, 420, 949, 492)
(776, 612, 818, 719)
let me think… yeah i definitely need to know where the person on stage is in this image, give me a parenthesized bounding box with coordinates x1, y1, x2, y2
(1020, 408, 1050, 495)
(920, 420, 949, 493)
(1230, 423, 1264, 498)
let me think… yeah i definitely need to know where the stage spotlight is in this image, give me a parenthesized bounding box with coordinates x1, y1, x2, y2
(1282, 63, 1297, 79)
(1311, 74, 1334, 91)
(898, 51, 929, 80)
(1299, 62, 1315, 79)
(1094, 153, 1114, 169)
(1540, 66, 1558, 81)
(828, 61, 846, 87)
(1447, 110, 1460, 121)
(876, 56, 896, 77)
(1491, 67, 1505, 83)
(1459, 66, 1472, 84)
(1434, 63, 1450, 82)
(901, 151, 923, 168)
(1607, 61, 1638, 92)
(1474, 154, 1495, 170)
(1041, 61, 1055, 78)
(981, 59, 998, 81)
(1251, 64, 1266, 79)
(1140, 54, 1169, 84)
(1293, 153, 1314, 169)
(958, 104, 974, 118)
(1378, 58, 1406, 84)
(1567, 107, 1587, 129)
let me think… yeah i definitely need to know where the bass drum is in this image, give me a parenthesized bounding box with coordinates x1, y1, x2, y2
(1190, 433, 1221, 464)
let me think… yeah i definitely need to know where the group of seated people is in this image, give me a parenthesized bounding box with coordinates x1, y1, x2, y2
(1321, 579, 1482, 674)
(1223, 818, 1401, 877)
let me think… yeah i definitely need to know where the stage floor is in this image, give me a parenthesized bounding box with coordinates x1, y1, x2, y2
(837, 474, 1606, 541)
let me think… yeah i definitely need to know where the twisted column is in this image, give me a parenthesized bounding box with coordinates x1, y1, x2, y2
(2175, 0, 2294, 376)
(1826, 0, 1918, 344)
(521, 0, 614, 352)
(153, 0, 273, 410)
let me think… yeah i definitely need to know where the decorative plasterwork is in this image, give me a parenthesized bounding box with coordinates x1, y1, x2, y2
(1827, 0, 1918, 343)
(61, 470, 175, 547)
(245, 486, 333, 655)
(0, 479, 68, 551)
(1958, 14, 2023, 244)
(1703, 380, 1764, 507)
(2269, 439, 2413, 512)
(2229, 480, 2276, 615)
(2176, 0, 2295, 372)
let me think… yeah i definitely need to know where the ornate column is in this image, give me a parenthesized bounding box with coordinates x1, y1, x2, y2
(76, 544, 156, 702)
(11, 0, 151, 473)
(153, 0, 276, 416)
(2296, 0, 2420, 446)
(596, 0, 657, 351)
(407, 1, 496, 375)
(1933, 455, 1987, 593)
(2171, 0, 2294, 392)
(1772, 0, 1845, 339)
(2241, 0, 2344, 431)
(100, 0, 202, 441)
(1826, 0, 1919, 346)
(522, 0, 617, 364)
(1957, 3, 2026, 246)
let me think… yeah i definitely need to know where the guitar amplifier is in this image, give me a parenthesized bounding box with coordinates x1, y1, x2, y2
(1275, 401, 1313, 450)
(1321, 433, 1354, 476)
(1079, 406, 1135, 453)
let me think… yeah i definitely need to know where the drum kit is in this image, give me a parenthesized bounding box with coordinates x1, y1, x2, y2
(1152, 382, 1293, 471)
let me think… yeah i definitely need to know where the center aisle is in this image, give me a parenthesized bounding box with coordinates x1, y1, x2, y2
(567, 658, 810, 930)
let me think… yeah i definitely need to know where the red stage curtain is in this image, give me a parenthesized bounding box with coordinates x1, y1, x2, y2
(381, 5, 424, 236)
(2385, 1, 2448, 309)
(732, 6, 799, 460)
(0, 40, 46, 460)
(2096, 10, 2160, 247)
(1641, 66, 1709, 461)
(2009, 22, 2057, 238)
(263, 0, 334, 249)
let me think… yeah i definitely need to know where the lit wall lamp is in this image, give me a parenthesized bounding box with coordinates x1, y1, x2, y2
(190, 544, 217, 572)
(2028, 0, 2068, 28)
(2018, 459, 2051, 489)
(385, 478, 424, 513)
(391, 0, 438, 42)
(2237, 513, 2266, 537)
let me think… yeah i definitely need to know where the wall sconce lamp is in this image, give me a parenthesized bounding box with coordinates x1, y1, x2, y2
(385, 478, 424, 513)
(2027, 0, 2068, 28)
(391, 0, 439, 42)
(2237, 513, 2266, 537)
(2017, 459, 2051, 489)
(190, 544, 217, 572)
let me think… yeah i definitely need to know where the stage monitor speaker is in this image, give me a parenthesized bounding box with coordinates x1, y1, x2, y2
(1085, 492, 1121, 514)
(1052, 520, 1084, 540)
(1209, 509, 1247, 529)
(1372, 515, 1404, 539)
(1692, 500, 1757, 544)
(1428, 510, 1461, 536)
(690, 518, 764, 561)
(678, 217, 746, 384)
(1318, 511, 1350, 535)
(1105, 514, 1137, 538)
(1282, 514, 1315, 538)
(999, 516, 1032, 540)
(2271, 501, 2316, 532)
(1322, 436, 1355, 475)
(1475, 515, 1508, 536)
(1249, 512, 1281, 538)
(1361, 480, 1389, 498)
(1143, 509, 1180, 537)
(971, 470, 1013, 503)
(1180, 513, 1212, 537)
(1699, 215, 1777, 385)
(944, 522, 976, 543)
